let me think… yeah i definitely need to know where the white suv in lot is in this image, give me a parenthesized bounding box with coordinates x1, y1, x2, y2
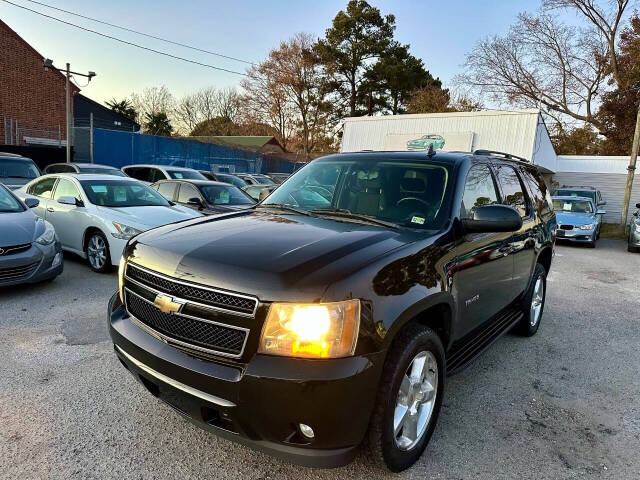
(121, 164, 207, 184)
(16, 174, 201, 272)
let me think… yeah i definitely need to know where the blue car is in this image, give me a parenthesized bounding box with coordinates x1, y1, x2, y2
(552, 196, 605, 248)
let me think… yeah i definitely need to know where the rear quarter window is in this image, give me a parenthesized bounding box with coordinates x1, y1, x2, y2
(521, 168, 553, 218)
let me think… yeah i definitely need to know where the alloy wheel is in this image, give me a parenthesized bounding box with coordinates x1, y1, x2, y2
(87, 235, 107, 270)
(530, 277, 544, 326)
(393, 350, 438, 451)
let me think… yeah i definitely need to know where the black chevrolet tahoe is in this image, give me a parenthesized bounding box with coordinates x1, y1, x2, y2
(108, 150, 556, 471)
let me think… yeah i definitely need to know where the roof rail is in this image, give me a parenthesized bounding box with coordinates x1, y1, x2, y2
(473, 149, 529, 163)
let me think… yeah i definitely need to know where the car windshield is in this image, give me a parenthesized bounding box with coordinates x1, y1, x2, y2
(77, 166, 126, 176)
(200, 184, 255, 205)
(79, 179, 170, 207)
(555, 189, 596, 202)
(217, 174, 247, 188)
(553, 198, 594, 213)
(0, 158, 40, 179)
(262, 158, 452, 229)
(166, 169, 206, 180)
(253, 175, 275, 185)
(0, 185, 23, 212)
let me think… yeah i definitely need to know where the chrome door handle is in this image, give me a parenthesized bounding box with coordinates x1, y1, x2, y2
(46, 207, 54, 212)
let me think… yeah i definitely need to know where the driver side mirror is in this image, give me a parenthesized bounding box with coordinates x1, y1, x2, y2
(57, 196, 83, 207)
(187, 197, 203, 209)
(462, 205, 523, 233)
(24, 197, 39, 208)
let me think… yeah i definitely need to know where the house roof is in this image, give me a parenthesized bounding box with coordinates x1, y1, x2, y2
(191, 136, 279, 150)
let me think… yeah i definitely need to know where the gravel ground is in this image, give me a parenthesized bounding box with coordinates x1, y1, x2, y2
(1, 240, 639, 480)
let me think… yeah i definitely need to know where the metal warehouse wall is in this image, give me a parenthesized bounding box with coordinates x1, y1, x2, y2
(552, 172, 640, 223)
(91, 128, 264, 173)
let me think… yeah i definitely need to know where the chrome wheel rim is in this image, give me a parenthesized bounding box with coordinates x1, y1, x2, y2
(87, 235, 107, 269)
(530, 277, 544, 326)
(393, 350, 438, 451)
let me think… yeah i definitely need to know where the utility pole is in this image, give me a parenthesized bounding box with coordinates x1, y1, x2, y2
(621, 105, 640, 225)
(43, 59, 96, 163)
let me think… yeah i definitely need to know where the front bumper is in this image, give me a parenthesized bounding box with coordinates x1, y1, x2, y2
(629, 226, 640, 247)
(555, 228, 595, 243)
(106, 235, 128, 267)
(0, 241, 63, 286)
(108, 292, 384, 468)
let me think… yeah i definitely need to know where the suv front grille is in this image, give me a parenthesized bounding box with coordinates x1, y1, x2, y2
(127, 263, 257, 315)
(125, 290, 247, 357)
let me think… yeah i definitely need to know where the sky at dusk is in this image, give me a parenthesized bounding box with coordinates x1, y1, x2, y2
(1, 0, 573, 104)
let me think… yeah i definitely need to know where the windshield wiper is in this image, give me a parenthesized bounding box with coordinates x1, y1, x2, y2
(256, 203, 314, 216)
(311, 208, 399, 229)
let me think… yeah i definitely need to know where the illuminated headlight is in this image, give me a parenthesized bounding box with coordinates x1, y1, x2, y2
(258, 300, 360, 358)
(112, 222, 143, 240)
(579, 224, 595, 230)
(35, 221, 56, 245)
(118, 256, 126, 301)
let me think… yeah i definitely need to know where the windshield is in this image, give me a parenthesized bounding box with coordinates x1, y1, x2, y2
(253, 175, 275, 185)
(79, 179, 170, 207)
(262, 158, 452, 229)
(200, 184, 255, 205)
(0, 185, 23, 212)
(166, 169, 206, 180)
(0, 158, 40, 179)
(217, 174, 247, 188)
(77, 166, 126, 176)
(555, 189, 595, 202)
(553, 198, 594, 213)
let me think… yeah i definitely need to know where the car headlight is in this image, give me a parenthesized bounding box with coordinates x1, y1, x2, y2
(634, 223, 640, 233)
(258, 300, 360, 358)
(118, 256, 126, 301)
(579, 223, 595, 230)
(35, 221, 56, 245)
(111, 222, 143, 240)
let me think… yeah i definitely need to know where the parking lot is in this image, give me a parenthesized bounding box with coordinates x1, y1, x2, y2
(1, 240, 638, 480)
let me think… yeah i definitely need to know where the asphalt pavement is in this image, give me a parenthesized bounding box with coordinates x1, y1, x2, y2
(1, 241, 639, 479)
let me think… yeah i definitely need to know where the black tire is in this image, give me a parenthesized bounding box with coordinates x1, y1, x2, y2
(629, 244, 640, 253)
(85, 230, 112, 273)
(366, 324, 445, 472)
(517, 263, 546, 336)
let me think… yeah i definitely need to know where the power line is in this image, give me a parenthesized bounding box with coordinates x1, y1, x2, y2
(1, 0, 249, 76)
(21, 0, 257, 66)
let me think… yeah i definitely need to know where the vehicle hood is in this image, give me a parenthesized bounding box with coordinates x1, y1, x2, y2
(0, 177, 31, 190)
(127, 210, 416, 302)
(96, 204, 201, 230)
(555, 211, 596, 226)
(0, 209, 40, 246)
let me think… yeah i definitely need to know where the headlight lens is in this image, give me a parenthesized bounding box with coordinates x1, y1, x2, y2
(634, 223, 640, 233)
(258, 300, 360, 358)
(118, 256, 126, 301)
(35, 221, 56, 245)
(579, 223, 595, 230)
(112, 222, 143, 240)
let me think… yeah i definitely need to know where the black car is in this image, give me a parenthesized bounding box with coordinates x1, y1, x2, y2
(150, 179, 255, 214)
(108, 150, 555, 471)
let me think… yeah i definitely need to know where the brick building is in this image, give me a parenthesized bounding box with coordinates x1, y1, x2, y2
(0, 19, 78, 147)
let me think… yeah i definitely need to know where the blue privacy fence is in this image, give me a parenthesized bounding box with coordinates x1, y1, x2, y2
(89, 128, 295, 174)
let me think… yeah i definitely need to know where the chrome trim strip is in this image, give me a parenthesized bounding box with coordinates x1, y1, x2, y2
(124, 288, 249, 359)
(114, 344, 236, 408)
(126, 262, 258, 317)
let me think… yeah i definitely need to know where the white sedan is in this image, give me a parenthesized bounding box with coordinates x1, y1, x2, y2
(16, 174, 202, 272)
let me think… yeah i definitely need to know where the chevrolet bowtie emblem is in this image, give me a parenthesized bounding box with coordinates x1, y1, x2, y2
(153, 293, 184, 314)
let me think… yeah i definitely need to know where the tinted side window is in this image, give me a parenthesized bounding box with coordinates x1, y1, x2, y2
(53, 178, 81, 200)
(29, 177, 57, 198)
(150, 168, 166, 183)
(496, 165, 529, 218)
(46, 165, 72, 174)
(156, 182, 177, 199)
(124, 167, 148, 181)
(461, 164, 499, 218)
(177, 183, 200, 203)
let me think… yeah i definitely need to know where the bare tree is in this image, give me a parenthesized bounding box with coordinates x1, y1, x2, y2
(458, 12, 608, 129)
(543, 0, 630, 87)
(173, 86, 241, 135)
(130, 86, 174, 125)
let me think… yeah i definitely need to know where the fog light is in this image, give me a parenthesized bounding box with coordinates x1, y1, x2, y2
(52, 252, 62, 267)
(299, 423, 314, 439)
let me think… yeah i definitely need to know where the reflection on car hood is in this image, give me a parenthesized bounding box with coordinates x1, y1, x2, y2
(0, 209, 39, 246)
(555, 211, 596, 226)
(96, 205, 201, 229)
(127, 210, 415, 301)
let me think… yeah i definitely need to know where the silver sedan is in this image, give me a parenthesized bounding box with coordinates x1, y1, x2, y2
(16, 174, 201, 272)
